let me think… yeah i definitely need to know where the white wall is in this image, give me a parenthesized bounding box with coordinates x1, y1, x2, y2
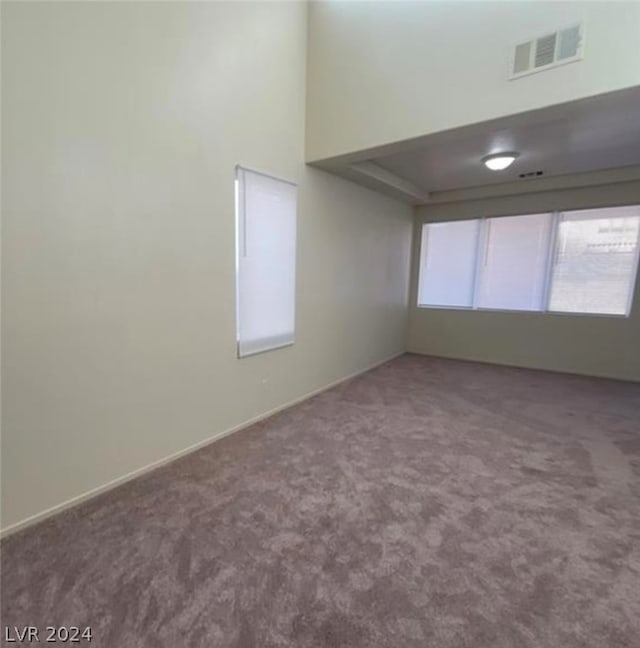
(1, 1, 413, 532)
(408, 181, 640, 382)
(307, 0, 640, 160)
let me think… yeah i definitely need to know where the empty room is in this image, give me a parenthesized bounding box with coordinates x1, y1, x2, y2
(2, 1, 640, 646)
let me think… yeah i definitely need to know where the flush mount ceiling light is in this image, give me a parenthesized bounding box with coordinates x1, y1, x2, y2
(482, 152, 519, 171)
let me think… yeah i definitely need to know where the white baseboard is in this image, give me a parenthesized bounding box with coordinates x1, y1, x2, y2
(1, 351, 405, 539)
(406, 349, 639, 383)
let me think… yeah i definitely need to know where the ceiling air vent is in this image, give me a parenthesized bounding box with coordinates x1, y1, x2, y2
(510, 23, 584, 79)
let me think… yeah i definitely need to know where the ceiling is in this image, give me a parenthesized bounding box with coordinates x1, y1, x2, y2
(312, 86, 640, 204)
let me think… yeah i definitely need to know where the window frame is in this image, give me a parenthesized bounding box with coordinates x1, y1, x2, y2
(416, 206, 640, 318)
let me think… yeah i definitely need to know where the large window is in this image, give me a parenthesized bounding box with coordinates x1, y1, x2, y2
(235, 167, 297, 357)
(417, 205, 640, 316)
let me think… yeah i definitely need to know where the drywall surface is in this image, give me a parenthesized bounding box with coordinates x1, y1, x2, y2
(1, 1, 413, 531)
(307, 1, 640, 160)
(408, 181, 640, 382)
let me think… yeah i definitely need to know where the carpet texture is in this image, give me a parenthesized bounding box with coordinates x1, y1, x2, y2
(2, 354, 640, 647)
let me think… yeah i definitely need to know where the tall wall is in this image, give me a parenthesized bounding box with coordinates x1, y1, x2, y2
(307, 0, 640, 160)
(408, 181, 640, 382)
(1, 1, 413, 532)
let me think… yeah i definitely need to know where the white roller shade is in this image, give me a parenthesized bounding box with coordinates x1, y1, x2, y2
(417, 219, 479, 308)
(477, 213, 552, 311)
(236, 167, 297, 357)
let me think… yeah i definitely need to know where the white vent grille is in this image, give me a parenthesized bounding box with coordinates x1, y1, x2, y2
(513, 41, 531, 75)
(558, 24, 582, 60)
(511, 23, 584, 79)
(534, 33, 557, 68)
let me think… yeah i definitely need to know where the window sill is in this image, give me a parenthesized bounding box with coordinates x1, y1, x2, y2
(415, 304, 631, 319)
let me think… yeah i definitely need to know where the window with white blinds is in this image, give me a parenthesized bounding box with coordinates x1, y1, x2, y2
(235, 167, 297, 357)
(417, 205, 640, 316)
(476, 213, 552, 311)
(417, 219, 479, 308)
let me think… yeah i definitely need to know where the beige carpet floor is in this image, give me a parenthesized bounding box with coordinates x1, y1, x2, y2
(2, 354, 640, 647)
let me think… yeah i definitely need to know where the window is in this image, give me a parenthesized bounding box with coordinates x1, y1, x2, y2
(417, 205, 640, 316)
(548, 207, 640, 316)
(476, 213, 552, 311)
(418, 219, 479, 308)
(235, 167, 297, 357)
